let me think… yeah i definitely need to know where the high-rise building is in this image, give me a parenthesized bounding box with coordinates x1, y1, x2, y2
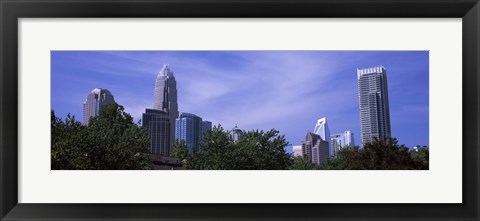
(151, 64, 179, 155)
(343, 130, 354, 146)
(201, 121, 213, 137)
(357, 65, 391, 145)
(142, 109, 171, 156)
(331, 130, 355, 155)
(175, 113, 211, 155)
(82, 88, 115, 125)
(313, 117, 332, 156)
(331, 134, 343, 156)
(301, 132, 329, 165)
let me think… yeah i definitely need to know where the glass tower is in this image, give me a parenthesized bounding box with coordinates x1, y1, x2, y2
(152, 64, 179, 155)
(82, 88, 115, 125)
(357, 65, 391, 145)
(142, 109, 171, 156)
(175, 113, 211, 155)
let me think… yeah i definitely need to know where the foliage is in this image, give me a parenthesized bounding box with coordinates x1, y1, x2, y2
(186, 125, 292, 170)
(51, 103, 154, 170)
(288, 156, 319, 170)
(170, 139, 188, 161)
(318, 138, 429, 170)
(410, 147, 429, 169)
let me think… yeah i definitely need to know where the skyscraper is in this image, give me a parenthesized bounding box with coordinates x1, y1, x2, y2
(151, 64, 179, 155)
(82, 88, 115, 125)
(175, 113, 211, 155)
(331, 130, 355, 155)
(142, 109, 171, 156)
(313, 117, 332, 156)
(357, 65, 391, 145)
(301, 132, 329, 165)
(201, 121, 212, 137)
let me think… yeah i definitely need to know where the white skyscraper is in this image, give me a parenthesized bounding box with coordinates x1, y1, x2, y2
(357, 65, 391, 145)
(150, 64, 179, 155)
(331, 130, 355, 155)
(82, 88, 115, 125)
(313, 117, 332, 156)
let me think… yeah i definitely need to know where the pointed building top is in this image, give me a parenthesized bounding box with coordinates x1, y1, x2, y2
(158, 64, 174, 78)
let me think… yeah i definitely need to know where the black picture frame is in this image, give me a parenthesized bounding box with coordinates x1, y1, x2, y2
(1, 0, 479, 220)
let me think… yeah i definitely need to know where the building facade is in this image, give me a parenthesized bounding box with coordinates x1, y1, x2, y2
(82, 88, 115, 125)
(292, 145, 303, 157)
(357, 65, 391, 145)
(142, 109, 171, 156)
(202, 121, 213, 137)
(331, 130, 355, 155)
(313, 117, 332, 156)
(230, 125, 243, 142)
(151, 64, 179, 155)
(301, 132, 329, 165)
(175, 113, 211, 155)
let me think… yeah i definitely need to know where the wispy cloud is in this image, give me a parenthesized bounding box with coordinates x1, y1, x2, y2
(51, 51, 429, 148)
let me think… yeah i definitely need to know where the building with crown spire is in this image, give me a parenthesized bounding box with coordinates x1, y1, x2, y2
(82, 88, 115, 125)
(313, 117, 332, 156)
(143, 64, 179, 156)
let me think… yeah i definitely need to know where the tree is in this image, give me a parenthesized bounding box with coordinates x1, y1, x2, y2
(51, 103, 154, 170)
(288, 156, 319, 170)
(170, 139, 188, 160)
(51, 111, 88, 169)
(361, 137, 413, 169)
(186, 125, 292, 170)
(410, 147, 429, 169)
(318, 138, 428, 170)
(318, 146, 364, 170)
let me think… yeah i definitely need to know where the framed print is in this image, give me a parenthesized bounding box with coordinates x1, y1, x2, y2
(1, 0, 479, 220)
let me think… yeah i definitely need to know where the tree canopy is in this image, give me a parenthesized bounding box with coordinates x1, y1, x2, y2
(318, 138, 429, 170)
(51, 102, 153, 170)
(186, 125, 292, 170)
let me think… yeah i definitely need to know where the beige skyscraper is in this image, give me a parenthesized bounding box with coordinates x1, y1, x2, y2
(144, 64, 179, 156)
(82, 88, 115, 125)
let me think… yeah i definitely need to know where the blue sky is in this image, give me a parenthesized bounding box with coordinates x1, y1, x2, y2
(51, 51, 429, 150)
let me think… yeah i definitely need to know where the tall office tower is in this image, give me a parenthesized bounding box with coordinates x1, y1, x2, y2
(301, 132, 329, 165)
(313, 117, 332, 156)
(331, 134, 343, 156)
(175, 113, 204, 155)
(82, 88, 115, 125)
(142, 109, 171, 156)
(152, 64, 179, 154)
(201, 121, 213, 137)
(357, 65, 391, 145)
(343, 130, 354, 146)
(230, 125, 243, 142)
(330, 130, 355, 156)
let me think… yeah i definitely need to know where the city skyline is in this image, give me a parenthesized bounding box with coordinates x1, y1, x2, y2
(51, 51, 429, 149)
